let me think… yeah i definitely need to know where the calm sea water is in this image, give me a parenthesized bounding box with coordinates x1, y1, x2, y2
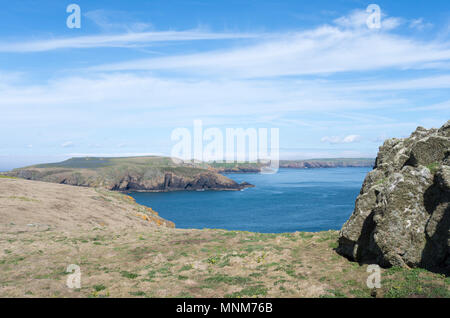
(129, 167, 370, 233)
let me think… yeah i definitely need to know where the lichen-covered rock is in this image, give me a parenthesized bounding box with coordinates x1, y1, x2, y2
(338, 120, 450, 273)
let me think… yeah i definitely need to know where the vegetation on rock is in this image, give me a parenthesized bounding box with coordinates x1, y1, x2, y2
(5, 156, 252, 192)
(338, 120, 450, 274)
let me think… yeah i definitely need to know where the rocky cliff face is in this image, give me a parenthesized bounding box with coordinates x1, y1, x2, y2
(338, 121, 450, 273)
(109, 171, 251, 192)
(7, 164, 253, 192)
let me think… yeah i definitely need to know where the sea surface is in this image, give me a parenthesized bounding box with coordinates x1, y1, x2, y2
(129, 167, 371, 233)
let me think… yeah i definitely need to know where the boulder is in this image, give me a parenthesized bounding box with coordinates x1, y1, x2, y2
(337, 120, 450, 273)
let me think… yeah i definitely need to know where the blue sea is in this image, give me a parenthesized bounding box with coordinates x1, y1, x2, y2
(129, 167, 370, 233)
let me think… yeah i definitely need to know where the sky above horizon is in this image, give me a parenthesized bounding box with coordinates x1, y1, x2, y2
(0, 0, 449, 170)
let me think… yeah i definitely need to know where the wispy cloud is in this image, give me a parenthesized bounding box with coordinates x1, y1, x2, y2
(334, 75, 450, 91)
(409, 18, 433, 30)
(0, 30, 260, 53)
(409, 100, 450, 111)
(0, 8, 448, 159)
(84, 9, 153, 32)
(91, 19, 450, 78)
(0, 72, 416, 122)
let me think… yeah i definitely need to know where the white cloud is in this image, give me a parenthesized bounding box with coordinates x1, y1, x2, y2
(84, 9, 153, 32)
(61, 141, 74, 148)
(342, 75, 450, 91)
(321, 135, 361, 144)
(0, 30, 259, 53)
(0, 9, 446, 82)
(342, 135, 361, 143)
(409, 100, 450, 111)
(0, 72, 416, 128)
(0, 71, 24, 86)
(409, 18, 433, 30)
(0, 9, 447, 158)
(92, 23, 450, 78)
(333, 10, 369, 29)
(320, 136, 341, 144)
(333, 9, 402, 31)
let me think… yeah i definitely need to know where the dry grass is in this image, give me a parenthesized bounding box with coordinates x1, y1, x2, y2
(1, 227, 448, 298)
(0, 178, 448, 298)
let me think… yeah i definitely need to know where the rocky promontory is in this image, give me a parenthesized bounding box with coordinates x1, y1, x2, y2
(338, 121, 450, 273)
(4, 156, 253, 192)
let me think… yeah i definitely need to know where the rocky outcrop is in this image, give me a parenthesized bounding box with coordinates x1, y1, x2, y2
(108, 171, 252, 192)
(9, 169, 252, 192)
(337, 121, 450, 273)
(212, 167, 262, 173)
(6, 158, 253, 192)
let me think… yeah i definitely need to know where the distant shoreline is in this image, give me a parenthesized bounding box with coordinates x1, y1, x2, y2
(212, 158, 375, 173)
(2, 157, 374, 193)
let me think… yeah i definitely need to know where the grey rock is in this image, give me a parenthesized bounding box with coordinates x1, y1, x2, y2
(337, 120, 450, 273)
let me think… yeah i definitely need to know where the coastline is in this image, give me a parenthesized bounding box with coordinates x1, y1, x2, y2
(0, 167, 448, 298)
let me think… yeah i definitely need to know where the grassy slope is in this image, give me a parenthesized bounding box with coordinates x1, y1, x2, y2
(1, 228, 448, 298)
(0, 179, 448, 298)
(28, 156, 208, 177)
(32, 156, 174, 169)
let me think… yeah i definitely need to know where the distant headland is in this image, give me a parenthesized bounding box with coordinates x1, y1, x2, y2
(1, 157, 374, 192)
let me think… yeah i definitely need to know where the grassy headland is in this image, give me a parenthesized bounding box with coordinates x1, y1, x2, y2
(4, 156, 252, 192)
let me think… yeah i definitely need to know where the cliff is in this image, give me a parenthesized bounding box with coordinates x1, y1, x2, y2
(208, 158, 374, 173)
(279, 158, 374, 169)
(338, 121, 450, 274)
(4, 156, 253, 192)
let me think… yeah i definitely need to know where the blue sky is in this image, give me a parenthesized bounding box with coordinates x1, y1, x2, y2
(0, 0, 449, 170)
